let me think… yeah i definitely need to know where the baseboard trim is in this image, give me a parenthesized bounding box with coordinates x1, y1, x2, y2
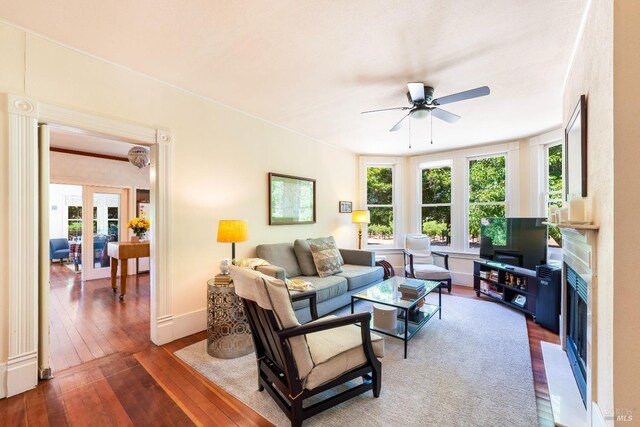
(451, 272, 473, 287)
(172, 308, 207, 341)
(151, 314, 175, 346)
(6, 351, 38, 397)
(0, 362, 6, 398)
(390, 266, 474, 287)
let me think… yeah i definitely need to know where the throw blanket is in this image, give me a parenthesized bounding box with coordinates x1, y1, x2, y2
(286, 278, 315, 292)
(233, 258, 270, 269)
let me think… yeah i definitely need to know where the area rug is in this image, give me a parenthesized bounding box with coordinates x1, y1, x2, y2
(175, 293, 538, 427)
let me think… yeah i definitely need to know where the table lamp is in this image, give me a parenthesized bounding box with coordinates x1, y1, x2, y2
(351, 210, 370, 250)
(217, 220, 249, 259)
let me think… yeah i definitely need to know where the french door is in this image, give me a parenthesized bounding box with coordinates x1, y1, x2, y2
(82, 186, 129, 281)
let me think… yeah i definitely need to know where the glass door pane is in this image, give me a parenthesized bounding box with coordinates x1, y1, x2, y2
(83, 186, 128, 281)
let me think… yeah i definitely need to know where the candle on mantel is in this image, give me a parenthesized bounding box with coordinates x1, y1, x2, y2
(569, 197, 585, 222)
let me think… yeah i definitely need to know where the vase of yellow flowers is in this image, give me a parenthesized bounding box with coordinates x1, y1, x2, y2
(128, 217, 150, 242)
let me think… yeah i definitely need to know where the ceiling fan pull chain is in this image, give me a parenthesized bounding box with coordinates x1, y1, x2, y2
(430, 113, 434, 144)
(409, 118, 412, 149)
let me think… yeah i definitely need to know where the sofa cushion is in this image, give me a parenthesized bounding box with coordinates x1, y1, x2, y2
(290, 275, 348, 310)
(336, 264, 384, 291)
(304, 317, 384, 390)
(256, 243, 302, 278)
(295, 237, 344, 276)
(405, 263, 451, 281)
(293, 239, 317, 276)
(309, 241, 343, 277)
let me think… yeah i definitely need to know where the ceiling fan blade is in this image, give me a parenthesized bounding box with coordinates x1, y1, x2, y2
(361, 106, 410, 114)
(407, 82, 425, 103)
(433, 86, 490, 106)
(431, 107, 461, 123)
(389, 113, 411, 132)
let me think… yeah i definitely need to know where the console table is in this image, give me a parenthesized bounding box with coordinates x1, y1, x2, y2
(107, 241, 150, 301)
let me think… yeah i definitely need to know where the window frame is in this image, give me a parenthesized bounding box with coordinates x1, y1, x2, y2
(419, 161, 453, 247)
(465, 153, 508, 251)
(543, 141, 564, 213)
(360, 157, 403, 250)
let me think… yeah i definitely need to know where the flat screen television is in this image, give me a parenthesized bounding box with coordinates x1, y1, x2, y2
(479, 217, 547, 271)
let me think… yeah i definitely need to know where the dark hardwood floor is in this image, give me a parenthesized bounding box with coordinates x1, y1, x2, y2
(49, 263, 150, 372)
(1, 279, 558, 426)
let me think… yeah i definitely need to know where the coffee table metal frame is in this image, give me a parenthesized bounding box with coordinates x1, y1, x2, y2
(351, 276, 441, 359)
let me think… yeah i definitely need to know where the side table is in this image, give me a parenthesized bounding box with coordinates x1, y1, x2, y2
(207, 277, 253, 359)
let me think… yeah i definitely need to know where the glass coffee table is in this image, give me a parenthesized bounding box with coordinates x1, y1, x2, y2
(351, 276, 441, 358)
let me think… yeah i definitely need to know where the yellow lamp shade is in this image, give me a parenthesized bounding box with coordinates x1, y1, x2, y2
(352, 210, 370, 224)
(217, 220, 249, 243)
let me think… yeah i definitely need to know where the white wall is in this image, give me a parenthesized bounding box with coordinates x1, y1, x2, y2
(562, 0, 615, 421)
(0, 22, 359, 364)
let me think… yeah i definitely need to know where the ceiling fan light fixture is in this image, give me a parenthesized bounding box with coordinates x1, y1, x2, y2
(410, 108, 430, 120)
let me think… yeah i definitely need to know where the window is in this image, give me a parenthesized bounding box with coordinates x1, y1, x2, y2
(421, 166, 451, 246)
(366, 166, 394, 246)
(67, 206, 82, 240)
(468, 155, 506, 248)
(545, 143, 563, 247)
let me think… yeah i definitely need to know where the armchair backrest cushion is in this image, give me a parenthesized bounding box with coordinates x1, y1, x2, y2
(50, 238, 69, 252)
(256, 243, 302, 278)
(230, 265, 314, 379)
(405, 234, 433, 264)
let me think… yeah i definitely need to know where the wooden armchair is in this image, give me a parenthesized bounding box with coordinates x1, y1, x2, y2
(403, 234, 452, 293)
(229, 265, 383, 427)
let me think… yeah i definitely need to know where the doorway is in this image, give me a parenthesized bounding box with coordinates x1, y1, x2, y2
(7, 96, 172, 397)
(45, 129, 151, 373)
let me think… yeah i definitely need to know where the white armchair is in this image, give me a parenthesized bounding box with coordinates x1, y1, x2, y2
(403, 234, 452, 293)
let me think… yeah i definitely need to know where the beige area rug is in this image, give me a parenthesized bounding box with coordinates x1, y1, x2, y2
(175, 293, 538, 427)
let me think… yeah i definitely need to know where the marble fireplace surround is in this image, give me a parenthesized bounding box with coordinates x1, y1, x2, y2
(543, 225, 600, 427)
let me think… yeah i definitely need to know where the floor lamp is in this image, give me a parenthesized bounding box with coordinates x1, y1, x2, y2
(352, 210, 370, 250)
(217, 220, 249, 260)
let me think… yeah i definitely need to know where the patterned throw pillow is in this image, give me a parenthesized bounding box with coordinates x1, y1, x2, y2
(309, 241, 343, 277)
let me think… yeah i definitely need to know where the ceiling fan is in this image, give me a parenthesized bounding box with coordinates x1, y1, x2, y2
(362, 83, 490, 132)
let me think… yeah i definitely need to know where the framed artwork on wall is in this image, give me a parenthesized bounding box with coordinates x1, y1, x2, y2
(565, 94, 587, 199)
(269, 173, 316, 225)
(339, 201, 352, 213)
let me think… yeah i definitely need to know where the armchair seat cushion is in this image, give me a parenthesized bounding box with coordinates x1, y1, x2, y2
(304, 316, 384, 390)
(405, 263, 451, 281)
(52, 249, 70, 259)
(290, 276, 348, 310)
(336, 264, 384, 290)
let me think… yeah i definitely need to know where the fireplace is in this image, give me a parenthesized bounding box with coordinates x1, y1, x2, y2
(566, 265, 587, 404)
(557, 226, 597, 421)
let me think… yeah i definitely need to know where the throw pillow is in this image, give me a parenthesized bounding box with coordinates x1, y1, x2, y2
(309, 241, 343, 277)
(294, 239, 318, 276)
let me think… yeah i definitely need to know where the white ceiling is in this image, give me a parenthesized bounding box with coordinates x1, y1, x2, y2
(50, 127, 137, 157)
(0, 0, 586, 155)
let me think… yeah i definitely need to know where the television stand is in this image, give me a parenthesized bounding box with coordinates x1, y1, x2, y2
(473, 259, 538, 317)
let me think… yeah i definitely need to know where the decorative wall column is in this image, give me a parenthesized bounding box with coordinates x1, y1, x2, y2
(150, 130, 173, 345)
(7, 96, 39, 396)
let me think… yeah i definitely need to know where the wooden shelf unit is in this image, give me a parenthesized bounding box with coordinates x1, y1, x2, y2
(473, 259, 538, 317)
